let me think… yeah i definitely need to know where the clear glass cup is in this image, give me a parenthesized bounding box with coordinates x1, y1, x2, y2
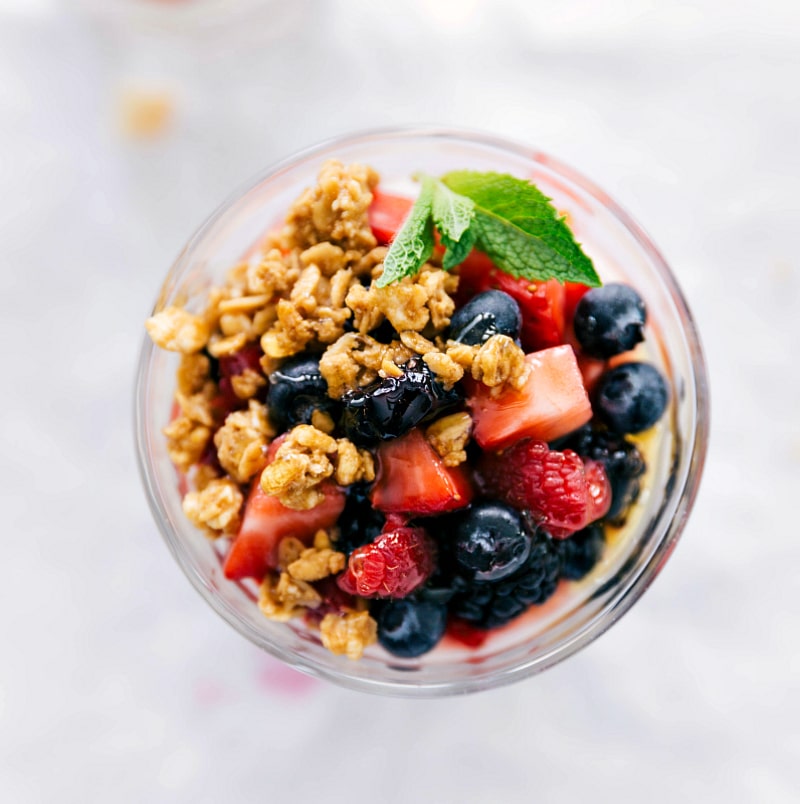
(135, 128, 709, 696)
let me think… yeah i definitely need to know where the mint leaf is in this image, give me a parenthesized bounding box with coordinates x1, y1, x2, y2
(430, 176, 474, 243)
(429, 176, 476, 270)
(441, 171, 601, 286)
(441, 226, 477, 271)
(376, 177, 435, 288)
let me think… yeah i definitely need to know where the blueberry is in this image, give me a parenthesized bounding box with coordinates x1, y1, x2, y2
(268, 354, 337, 433)
(557, 525, 605, 581)
(340, 357, 462, 445)
(453, 501, 531, 582)
(377, 598, 447, 658)
(449, 290, 522, 345)
(594, 362, 668, 434)
(573, 283, 646, 358)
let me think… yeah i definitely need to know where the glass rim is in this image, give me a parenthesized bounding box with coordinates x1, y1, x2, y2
(135, 125, 710, 697)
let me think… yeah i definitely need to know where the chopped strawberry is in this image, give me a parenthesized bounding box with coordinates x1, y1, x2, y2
(456, 250, 568, 351)
(368, 189, 414, 245)
(337, 525, 436, 598)
(576, 352, 608, 395)
(467, 345, 592, 449)
(370, 428, 473, 515)
(479, 439, 610, 538)
(504, 276, 566, 352)
(563, 281, 592, 325)
(454, 249, 497, 299)
(223, 479, 346, 580)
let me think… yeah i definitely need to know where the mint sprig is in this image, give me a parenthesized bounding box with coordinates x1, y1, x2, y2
(377, 170, 601, 288)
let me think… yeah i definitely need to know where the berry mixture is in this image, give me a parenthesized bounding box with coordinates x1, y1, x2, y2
(145, 160, 669, 661)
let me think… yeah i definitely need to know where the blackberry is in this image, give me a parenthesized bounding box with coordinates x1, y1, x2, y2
(340, 357, 462, 445)
(557, 524, 605, 580)
(449, 531, 562, 629)
(449, 290, 522, 345)
(573, 283, 646, 358)
(333, 482, 385, 556)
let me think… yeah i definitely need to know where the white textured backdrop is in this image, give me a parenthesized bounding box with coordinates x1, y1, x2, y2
(1, 1, 798, 802)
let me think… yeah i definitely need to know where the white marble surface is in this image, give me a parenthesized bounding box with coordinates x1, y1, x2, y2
(1, 1, 798, 801)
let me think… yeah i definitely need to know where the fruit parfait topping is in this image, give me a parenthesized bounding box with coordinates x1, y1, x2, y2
(145, 160, 669, 662)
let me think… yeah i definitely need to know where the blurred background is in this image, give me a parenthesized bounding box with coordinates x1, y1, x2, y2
(2, 0, 798, 801)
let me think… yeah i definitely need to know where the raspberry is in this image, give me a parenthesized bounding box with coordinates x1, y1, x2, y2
(336, 526, 436, 598)
(479, 439, 610, 538)
(553, 425, 645, 523)
(584, 459, 612, 522)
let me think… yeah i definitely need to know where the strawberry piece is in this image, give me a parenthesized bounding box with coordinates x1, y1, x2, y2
(503, 276, 565, 352)
(479, 439, 610, 538)
(368, 189, 414, 246)
(456, 250, 568, 351)
(576, 353, 608, 395)
(336, 525, 435, 598)
(370, 428, 473, 515)
(223, 479, 345, 580)
(454, 249, 498, 299)
(467, 345, 592, 450)
(563, 281, 592, 325)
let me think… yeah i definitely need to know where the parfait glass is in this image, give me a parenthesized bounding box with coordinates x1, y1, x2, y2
(135, 127, 709, 696)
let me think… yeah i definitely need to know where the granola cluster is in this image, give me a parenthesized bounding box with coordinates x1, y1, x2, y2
(258, 530, 359, 632)
(320, 610, 377, 660)
(145, 159, 538, 661)
(182, 478, 243, 535)
(449, 334, 530, 393)
(425, 411, 473, 467)
(146, 306, 210, 354)
(346, 263, 457, 334)
(259, 424, 374, 510)
(214, 400, 274, 483)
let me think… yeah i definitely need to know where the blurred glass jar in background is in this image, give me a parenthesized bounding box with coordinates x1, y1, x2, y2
(77, 0, 313, 143)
